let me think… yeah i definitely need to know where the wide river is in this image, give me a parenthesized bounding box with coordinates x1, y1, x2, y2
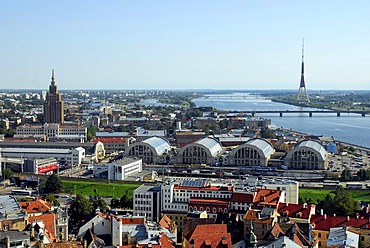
(192, 93, 370, 148)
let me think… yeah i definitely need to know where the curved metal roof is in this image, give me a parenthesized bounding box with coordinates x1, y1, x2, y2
(294, 140, 327, 160)
(141, 137, 170, 156)
(194, 137, 223, 157)
(245, 138, 275, 157)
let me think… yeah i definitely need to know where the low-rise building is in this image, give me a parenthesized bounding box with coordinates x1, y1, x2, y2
(0, 195, 27, 232)
(1, 147, 85, 166)
(107, 157, 143, 180)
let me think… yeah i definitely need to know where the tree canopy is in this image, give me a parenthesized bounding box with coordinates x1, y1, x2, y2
(45, 174, 63, 193)
(69, 194, 93, 226)
(317, 187, 358, 216)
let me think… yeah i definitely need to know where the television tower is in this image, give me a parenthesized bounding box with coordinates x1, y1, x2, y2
(297, 38, 310, 103)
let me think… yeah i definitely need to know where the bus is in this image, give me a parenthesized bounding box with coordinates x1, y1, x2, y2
(10, 189, 33, 196)
(323, 180, 340, 188)
(346, 183, 363, 189)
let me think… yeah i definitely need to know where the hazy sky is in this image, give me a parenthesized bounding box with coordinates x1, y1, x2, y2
(1, 1, 370, 90)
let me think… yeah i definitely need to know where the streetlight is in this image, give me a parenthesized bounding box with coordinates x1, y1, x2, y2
(113, 187, 115, 199)
(74, 185, 77, 196)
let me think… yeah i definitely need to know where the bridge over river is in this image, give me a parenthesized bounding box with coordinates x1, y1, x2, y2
(246, 110, 369, 117)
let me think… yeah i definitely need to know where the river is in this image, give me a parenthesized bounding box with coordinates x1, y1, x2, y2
(192, 93, 370, 148)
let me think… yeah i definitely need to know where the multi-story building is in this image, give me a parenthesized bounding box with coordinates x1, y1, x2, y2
(44, 70, 64, 124)
(93, 131, 130, 154)
(133, 184, 161, 222)
(16, 123, 87, 141)
(107, 157, 142, 180)
(0, 195, 27, 232)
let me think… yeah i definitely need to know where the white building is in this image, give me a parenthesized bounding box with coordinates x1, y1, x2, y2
(107, 158, 143, 180)
(133, 184, 161, 222)
(16, 123, 87, 141)
(1, 147, 85, 166)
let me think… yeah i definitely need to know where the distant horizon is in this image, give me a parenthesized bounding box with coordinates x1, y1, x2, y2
(1, 1, 370, 90)
(1, 88, 370, 93)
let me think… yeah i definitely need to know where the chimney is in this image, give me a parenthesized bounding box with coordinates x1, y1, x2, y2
(333, 213, 336, 217)
(285, 202, 289, 207)
(367, 205, 370, 214)
(303, 203, 308, 208)
(347, 216, 350, 221)
(324, 214, 327, 220)
(320, 209, 324, 216)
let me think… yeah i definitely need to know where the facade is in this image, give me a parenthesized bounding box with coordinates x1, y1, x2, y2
(177, 137, 224, 165)
(1, 147, 85, 166)
(133, 184, 161, 222)
(284, 140, 328, 170)
(107, 157, 143, 180)
(16, 123, 87, 141)
(124, 137, 171, 164)
(44, 70, 64, 124)
(93, 131, 130, 153)
(0, 141, 105, 163)
(228, 138, 275, 167)
(23, 158, 58, 174)
(175, 131, 206, 148)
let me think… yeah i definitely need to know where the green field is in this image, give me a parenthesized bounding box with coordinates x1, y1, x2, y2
(300, 188, 370, 203)
(61, 180, 141, 198)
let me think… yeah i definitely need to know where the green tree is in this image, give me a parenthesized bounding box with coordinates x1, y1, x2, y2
(341, 169, 353, 182)
(87, 126, 98, 141)
(45, 174, 63, 193)
(317, 188, 358, 216)
(92, 197, 109, 213)
(45, 194, 60, 207)
(3, 168, 13, 180)
(357, 169, 370, 181)
(69, 194, 93, 226)
(110, 197, 120, 208)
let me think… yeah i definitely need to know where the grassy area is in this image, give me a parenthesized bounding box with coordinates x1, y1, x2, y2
(300, 188, 370, 203)
(61, 180, 141, 198)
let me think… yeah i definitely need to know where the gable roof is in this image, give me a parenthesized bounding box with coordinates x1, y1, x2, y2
(230, 192, 255, 203)
(278, 203, 315, 220)
(184, 224, 232, 248)
(253, 188, 281, 207)
(311, 214, 370, 231)
(20, 198, 52, 214)
(29, 213, 57, 242)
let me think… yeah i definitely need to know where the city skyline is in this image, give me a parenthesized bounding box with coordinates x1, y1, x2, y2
(1, 1, 370, 90)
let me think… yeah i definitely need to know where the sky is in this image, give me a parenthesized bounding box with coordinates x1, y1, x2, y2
(1, 1, 370, 90)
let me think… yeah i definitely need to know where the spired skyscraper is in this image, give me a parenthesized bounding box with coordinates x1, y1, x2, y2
(44, 70, 64, 123)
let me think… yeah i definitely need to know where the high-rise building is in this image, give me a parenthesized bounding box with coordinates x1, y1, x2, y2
(44, 70, 64, 123)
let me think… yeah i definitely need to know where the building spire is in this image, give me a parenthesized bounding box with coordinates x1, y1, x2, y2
(51, 69, 56, 85)
(297, 38, 310, 103)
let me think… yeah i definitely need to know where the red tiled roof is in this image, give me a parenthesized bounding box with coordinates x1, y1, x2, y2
(310, 214, 370, 231)
(253, 188, 281, 207)
(20, 198, 52, 213)
(120, 217, 145, 225)
(184, 224, 232, 248)
(230, 192, 255, 203)
(189, 198, 230, 205)
(278, 203, 315, 220)
(244, 210, 259, 220)
(29, 213, 57, 242)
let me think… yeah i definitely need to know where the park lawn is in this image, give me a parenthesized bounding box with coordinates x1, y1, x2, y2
(62, 180, 140, 198)
(300, 188, 370, 204)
